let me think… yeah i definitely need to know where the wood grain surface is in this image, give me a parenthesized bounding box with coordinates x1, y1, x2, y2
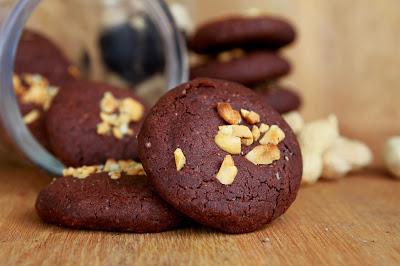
(0, 166, 398, 265)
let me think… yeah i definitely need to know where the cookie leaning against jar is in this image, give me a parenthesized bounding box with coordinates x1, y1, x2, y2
(46, 80, 147, 167)
(36, 160, 184, 233)
(138, 78, 302, 234)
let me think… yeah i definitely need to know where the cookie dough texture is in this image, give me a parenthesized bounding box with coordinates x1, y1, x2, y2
(138, 78, 302, 233)
(46, 80, 147, 167)
(36, 173, 184, 232)
(190, 52, 290, 86)
(261, 85, 302, 114)
(16, 30, 75, 86)
(190, 16, 296, 53)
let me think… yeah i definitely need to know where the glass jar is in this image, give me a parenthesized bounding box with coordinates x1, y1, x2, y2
(0, 0, 188, 174)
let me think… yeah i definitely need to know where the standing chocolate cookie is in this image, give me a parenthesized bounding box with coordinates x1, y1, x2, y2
(190, 52, 290, 86)
(46, 80, 147, 167)
(260, 85, 302, 114)
(15, 29, 78, 86)
(138, 78, 302, 233)
(36, 171, 184, 233)
(189, 16, 296, 53)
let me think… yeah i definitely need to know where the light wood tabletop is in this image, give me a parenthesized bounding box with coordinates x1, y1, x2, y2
(0, 165, 398, 266)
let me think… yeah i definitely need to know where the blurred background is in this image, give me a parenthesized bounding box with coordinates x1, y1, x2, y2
(15, 0, 400, 165)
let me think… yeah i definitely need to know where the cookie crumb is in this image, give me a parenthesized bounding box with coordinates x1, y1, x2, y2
(174, 148, 186, 171)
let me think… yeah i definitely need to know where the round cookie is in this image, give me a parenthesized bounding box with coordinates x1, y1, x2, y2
(36, 173, 184, 232)
(138, 78, 302, 233)
(189, 16, 296, 54)
(190, 52, 290, 86)
(15, 29, 77, 86)
(46, 80, 147, 167)
(260, 85, 302, 114)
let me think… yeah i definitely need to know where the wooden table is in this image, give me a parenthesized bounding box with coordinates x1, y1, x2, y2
(0, 166, 398, 265)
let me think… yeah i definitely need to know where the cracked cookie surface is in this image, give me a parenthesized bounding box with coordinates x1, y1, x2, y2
(138, 78, 302, 233)
(46, 80, 147, 167)
(36, 173, 184, 233)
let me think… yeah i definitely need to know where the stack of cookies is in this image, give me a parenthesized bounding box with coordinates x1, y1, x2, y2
(189, 15, 302, 115)
(13, 30, 303, 234)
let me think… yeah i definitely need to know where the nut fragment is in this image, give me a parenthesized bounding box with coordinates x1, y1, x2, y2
(218, 125, 253, 139)
(100, 92, 119, 113)
(259, 123, 270, 133)
(216, 155, 238, 185)
(383, 137, 400, 179)
(245, 144, 280, 165)
(174, 148, 186, 171)
(252, 126, 261, 141)
(23, 109, 40, 125)
(240, 109, 260, 124)
(322, 137, 373, 179)
(119, 98, 145, 122)
(214, 133, 241, 155)
(63, 165, 101, 179)
(283, 111, 304, 134)
(241, 137, 254, 146)
(217, 102, 241, 125)
(259, 125, 286, 145)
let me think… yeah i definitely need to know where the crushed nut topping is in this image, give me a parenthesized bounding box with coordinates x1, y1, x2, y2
(259, 123, 270, 133)
(67, 66, 81, 79)
(252, 126, 261, 141)
(259, 125, 286, 145)
(215, 133, 242, 155)
(13, 74, 59, 111)
(240, 109, 260, 125)
(23, 109, 40, 125)
(97, 92, 144, 139)
(216, 155, 238, 185)
(214, 103, 287, 171)
(217, 102, 241, 125)
(217, 49, 245, 63)
(174, 148, 186, 171)
(63, 159, 145, 180)
(245, 144, 281, 165)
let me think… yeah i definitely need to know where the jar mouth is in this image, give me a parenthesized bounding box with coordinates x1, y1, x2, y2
(0, 0, 188, 175)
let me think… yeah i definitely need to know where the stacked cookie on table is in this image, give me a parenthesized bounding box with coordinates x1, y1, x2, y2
(15, 29, 303, 234)
(189, 15, 301, 115)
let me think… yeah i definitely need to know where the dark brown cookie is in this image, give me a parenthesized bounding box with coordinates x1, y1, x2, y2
(138, 78, 302, 233)
(190, 52, 290, 86)
(46, 80, 147, 167)
(260, 85, 302, 114)
(36, 173, 184, 232)
(15, 29, 77, 86)
(189, 16, 296, 54)
(19, 103, 50, 150)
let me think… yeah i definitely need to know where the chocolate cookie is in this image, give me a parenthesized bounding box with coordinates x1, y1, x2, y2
(138, 78, 302, 233)
(189, 16, 296, 53)
(46, 80, 147, 167)
(15, 29, 78, 86)
(36, 173, 184, 232)
(260, 85, 302, 114)
(190, 52, 290, 86)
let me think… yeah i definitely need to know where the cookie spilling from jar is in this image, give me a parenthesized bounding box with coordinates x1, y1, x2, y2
(36, 159, 185, 233)
(138, 78, 302, 234)
(46, 80, 147, 167)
